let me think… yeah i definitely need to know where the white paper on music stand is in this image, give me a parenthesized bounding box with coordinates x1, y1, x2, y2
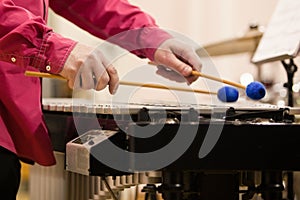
(252, 0, 300, 64)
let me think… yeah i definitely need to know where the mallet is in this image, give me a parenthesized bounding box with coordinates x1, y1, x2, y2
(191, 70, 266, 101)
(24, 71, 243, 102)
(150, 62, 266, 101)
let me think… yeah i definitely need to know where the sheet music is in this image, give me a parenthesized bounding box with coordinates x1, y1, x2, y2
(252, 0, 300, 64)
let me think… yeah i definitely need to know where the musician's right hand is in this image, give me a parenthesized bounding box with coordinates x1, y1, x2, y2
(153, 38, 202, 85)
(59, 43, 119, 94)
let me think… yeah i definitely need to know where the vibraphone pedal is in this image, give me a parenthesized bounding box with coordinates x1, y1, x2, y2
(142, 184, 158, 200)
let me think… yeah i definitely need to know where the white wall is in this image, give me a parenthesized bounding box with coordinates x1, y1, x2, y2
(129, 0, 278, 44)
(47, 0, 279, 52)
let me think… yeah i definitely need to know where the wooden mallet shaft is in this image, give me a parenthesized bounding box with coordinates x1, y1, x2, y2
(24, 71, 217, 95)
(149, 61, 246, 89)
(191, 71, 246, 89)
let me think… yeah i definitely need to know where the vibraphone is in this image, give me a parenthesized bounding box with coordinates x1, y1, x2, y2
(38, 98, 300, 200)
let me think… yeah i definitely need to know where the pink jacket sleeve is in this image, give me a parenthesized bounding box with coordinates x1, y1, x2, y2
(49, 0, 172, 60)
(0, 0, 172, 74)
(0, 0, 77, 74)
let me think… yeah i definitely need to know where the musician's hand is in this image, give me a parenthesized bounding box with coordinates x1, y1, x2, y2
(59, 43, 119, 94)
(153, 38, 202, 84)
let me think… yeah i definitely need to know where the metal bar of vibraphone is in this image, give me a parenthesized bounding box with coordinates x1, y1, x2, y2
(42, 98, 300, 123)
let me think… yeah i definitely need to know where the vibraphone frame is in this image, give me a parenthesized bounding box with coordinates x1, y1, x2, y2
(42, 99, 300, 200)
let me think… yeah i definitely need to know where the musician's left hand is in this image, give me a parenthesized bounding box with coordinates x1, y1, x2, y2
(153, 38, 202, 84)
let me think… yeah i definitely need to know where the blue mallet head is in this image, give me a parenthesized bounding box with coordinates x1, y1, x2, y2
(217, 86, 239, 102)
(245, 81, 266, 100)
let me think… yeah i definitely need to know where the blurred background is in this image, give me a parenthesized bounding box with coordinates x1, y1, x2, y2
(42, 0, 300, 107)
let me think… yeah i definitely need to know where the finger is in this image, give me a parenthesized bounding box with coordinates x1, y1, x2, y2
(80, 68, 95, 90)
(156, 51, 192, 77)
(156, 66, 186, 83)
(185, 75, 199, 85)
(179, 52, 202, 84)
(91, 62, 105, 91)
(181, 50, 202, 72)
(94, 70, 110, 91)
(59, 67, 79, 89)
(67, 80, 75, 90)
(166, 49, 202, 83)
(106, 65, 119, 94)
(72, 72, 81, 89)
(90, 50, 114, 91)
(164, 39, 202, 72)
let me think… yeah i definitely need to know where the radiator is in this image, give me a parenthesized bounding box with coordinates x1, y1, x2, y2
(29, 152, 158, 200)
(29, 152, 67, 200)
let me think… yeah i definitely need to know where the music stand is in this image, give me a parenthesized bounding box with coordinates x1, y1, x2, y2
(251, 0, 300, 199)
(252, 0, 300, 108)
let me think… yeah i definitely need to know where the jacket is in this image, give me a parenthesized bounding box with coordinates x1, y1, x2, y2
(0, 0, 171, 166)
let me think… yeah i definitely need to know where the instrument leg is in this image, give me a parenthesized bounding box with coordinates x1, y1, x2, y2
(198, 172, 239, 200)
(259, 171, 284, 200)
(240, 171, 259, 200)
(159, 170, 183, 200)
(287, 172, 294, 200)
(142, 184, 158, 200)
(159, 170, 239, 200)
